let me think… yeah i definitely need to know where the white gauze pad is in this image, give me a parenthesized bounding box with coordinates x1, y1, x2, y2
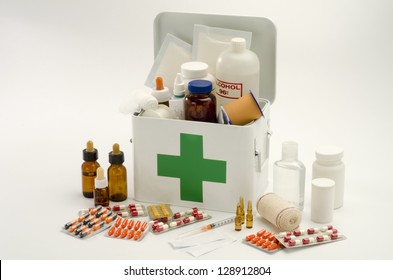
(145, 33, 192, 94)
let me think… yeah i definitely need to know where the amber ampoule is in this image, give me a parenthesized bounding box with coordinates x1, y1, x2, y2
(235, 203, 242, 231)
(108, 143, 128, 202)
(246, 200, 253, 229)
(81, 140, 100, 198)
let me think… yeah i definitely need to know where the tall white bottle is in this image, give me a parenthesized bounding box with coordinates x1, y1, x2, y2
(273, 141, 306, 210)
(215, 37, 260, 111)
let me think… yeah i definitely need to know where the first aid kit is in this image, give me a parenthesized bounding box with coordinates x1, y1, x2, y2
(132, 12, 276, 212)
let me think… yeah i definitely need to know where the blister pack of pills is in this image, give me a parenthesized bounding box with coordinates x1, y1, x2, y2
(63, 206, 118, 239)
(275, 225, 346, 248)
(79, 204, 148, 219)
(106, 217, 149, 241)
(242, 229, 283, 253)
(150, 207, 211, 234)
(147, 204, 173, 222)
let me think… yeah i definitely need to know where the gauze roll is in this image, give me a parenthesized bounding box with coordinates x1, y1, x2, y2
(256, 193, 302, 231)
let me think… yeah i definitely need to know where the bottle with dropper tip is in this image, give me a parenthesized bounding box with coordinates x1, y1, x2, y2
(94, 167, 109, 207)
(151, 76, 170, 106)
(108, 143, 128, 202)
(81, 140, 100, 198)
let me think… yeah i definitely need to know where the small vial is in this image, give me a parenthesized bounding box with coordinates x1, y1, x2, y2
(273, 141, 306, 210)
(108, 143, 128, 202)
(184, 80, 217, 123)
(81, 140, 100, 198)
(246, 200, 253, 229)
(169, 73, 186, 120)
(239, 197, 245, 224)
(235, 203, 242, 231)
(94, 167, 109, 207)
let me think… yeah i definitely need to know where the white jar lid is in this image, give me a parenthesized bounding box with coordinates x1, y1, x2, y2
(312, 178, 335, 189)
(181, 61, 208, 79)
(315, 145, 344, 161)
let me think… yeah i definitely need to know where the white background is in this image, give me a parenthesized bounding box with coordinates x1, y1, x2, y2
(1, 0, 393, 264)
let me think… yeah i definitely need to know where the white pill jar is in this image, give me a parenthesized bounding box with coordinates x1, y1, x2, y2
(312, 146, 345, 209)
(181, 61, 215, 94)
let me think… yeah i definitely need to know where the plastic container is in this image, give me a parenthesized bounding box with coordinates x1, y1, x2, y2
(273, 141, 306, 210)
(312, 146, 345, 209)
(215, 37, 260, 110)
(311, 178, 335, 223)
(184, 80, 217, 123)
(181, 61, 215, 94)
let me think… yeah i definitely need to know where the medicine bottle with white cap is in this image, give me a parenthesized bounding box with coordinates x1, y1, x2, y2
(312, 146, 345, 209)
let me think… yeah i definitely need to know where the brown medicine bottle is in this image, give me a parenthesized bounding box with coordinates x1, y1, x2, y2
(108, 143, 127, 202)
(184, 80, 217, 123)
(81, 140, 100, 198)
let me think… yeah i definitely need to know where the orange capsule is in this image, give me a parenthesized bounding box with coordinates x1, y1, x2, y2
(115, 217, 122, 227)
(267, 243, 278, 251)
(246, 234, 256, 241)
(108, 226, 116, 236)
(261, 241, 271, 249)
(127, 220, 135, 230)
(141, 221, 148, 232)
(262, 232, 272, 239)
(251, 237, 261, 244)
(133, 230, 142, 240)
(134, 220, 141, 231)
(69, 224, 80, 233)
(89, 208, 98, 215)
(127, 229, 135, 239)
(120, 229, 128, 238)
(257, 229, 266, 237)
(114, 227, 122, 238)
(78, 213, 89, 222)
(121, 219, 129, 228)
(256, 239, 265, 246)
(268, 235, 276, 242)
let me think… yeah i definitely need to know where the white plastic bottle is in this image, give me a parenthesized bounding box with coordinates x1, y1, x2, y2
(273, 141, 306, 210)
(215, 37, 260, 110)
(181, 61, 215, 95)
(312, 146, 345, 209)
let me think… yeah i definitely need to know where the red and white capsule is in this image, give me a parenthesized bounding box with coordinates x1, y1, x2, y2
(169, 220, 182, 228)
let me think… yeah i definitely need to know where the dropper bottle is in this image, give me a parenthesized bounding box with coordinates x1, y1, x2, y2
(94, 167, 109, 207)
(108, 143, 127, 202)
(81, 140, 100, 198)
(151, 76, 170, 106)
(169, 73, 186, 119)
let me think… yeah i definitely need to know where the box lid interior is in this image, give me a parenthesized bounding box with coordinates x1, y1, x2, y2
(153, 12, 276, 104)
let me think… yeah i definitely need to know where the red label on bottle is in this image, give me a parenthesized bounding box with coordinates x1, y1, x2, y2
(216, 79, 243, 99)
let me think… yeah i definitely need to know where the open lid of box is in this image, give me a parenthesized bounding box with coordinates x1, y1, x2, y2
(153, 12, 276, 104)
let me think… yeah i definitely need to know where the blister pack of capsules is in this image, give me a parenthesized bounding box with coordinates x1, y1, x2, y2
(150, 207, 211, 234)
(106, 217, 149, 241)
(275, 225, 346, 248)
(79, 203, 147, 218)
(243, 229, 283, 253)
(63, 206, 118, 239)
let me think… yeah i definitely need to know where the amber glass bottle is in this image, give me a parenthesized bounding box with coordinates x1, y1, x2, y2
(81, 140, 100, 198)
(108, 143, 127, 202)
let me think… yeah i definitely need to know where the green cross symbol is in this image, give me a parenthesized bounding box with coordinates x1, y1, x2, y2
(157, 133, 227, 202)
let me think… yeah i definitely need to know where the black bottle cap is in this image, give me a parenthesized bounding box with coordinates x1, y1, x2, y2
(109, 151, 124, 164)
(83, 148, 98, 162)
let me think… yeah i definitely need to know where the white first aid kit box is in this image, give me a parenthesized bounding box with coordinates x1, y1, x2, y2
(132, 12, 276, 212)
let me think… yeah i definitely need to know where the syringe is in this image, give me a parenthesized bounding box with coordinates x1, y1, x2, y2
(177, 216, 236, 239)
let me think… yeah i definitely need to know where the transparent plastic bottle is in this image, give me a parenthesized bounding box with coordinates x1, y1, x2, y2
(273, 141, 306, 210)
(108, 143, 127, 202)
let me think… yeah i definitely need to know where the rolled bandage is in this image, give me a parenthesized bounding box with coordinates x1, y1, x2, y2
(256, 193, 302, 231)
